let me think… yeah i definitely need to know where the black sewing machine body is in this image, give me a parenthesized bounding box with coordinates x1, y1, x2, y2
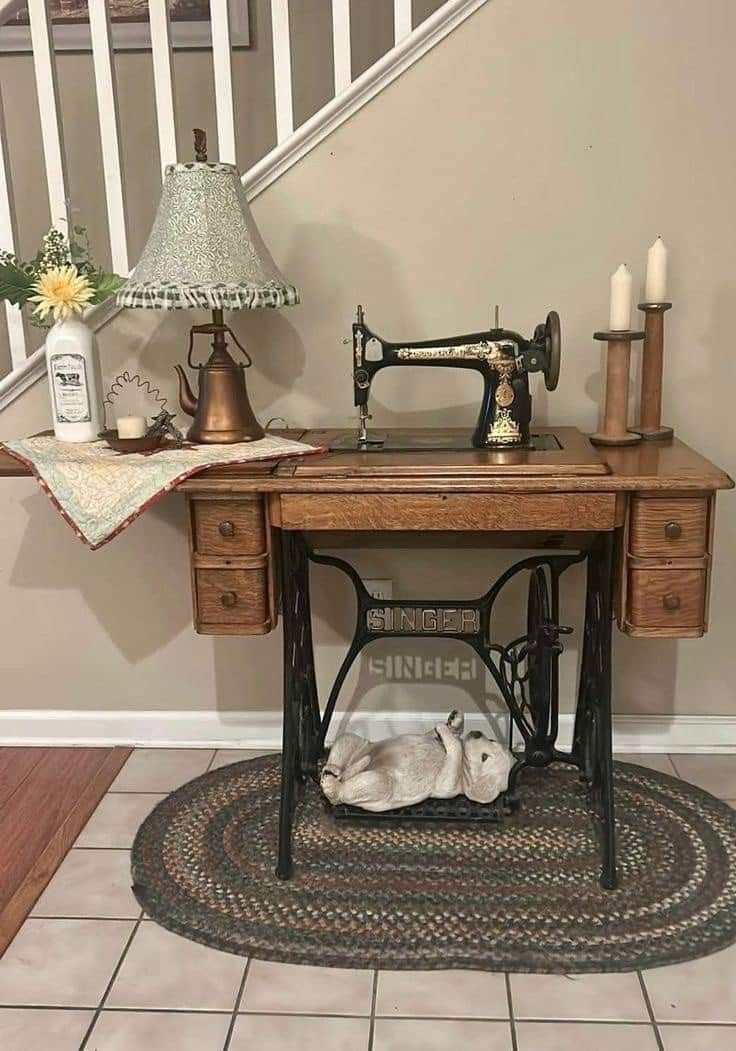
(347, 307, 561, 450)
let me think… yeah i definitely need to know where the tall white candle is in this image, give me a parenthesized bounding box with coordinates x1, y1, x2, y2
(644, 236, 668, 302)
(609, 264, 632, 330)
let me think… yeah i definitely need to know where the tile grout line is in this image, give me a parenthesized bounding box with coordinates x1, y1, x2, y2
(505, 973, 518, 1051)
(77, 914, 143, 1051)
(31, 914, 142, 922)
(367, 970, 379, 1051)
(637, 971, 665, 1051)
(222, 958, 251, 1051)
(0, 1005, 735, 1024)
(67, 845, 136, 851)
(0, 1001, 734, 1025)
(204, 748, 219, 774)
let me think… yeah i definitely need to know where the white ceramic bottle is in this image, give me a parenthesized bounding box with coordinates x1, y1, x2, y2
(45, 317, 104, 442)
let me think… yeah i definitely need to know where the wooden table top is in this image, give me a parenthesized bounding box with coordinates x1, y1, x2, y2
(1, 427, 732, 495)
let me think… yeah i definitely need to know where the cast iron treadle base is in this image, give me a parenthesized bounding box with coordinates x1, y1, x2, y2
(328, 791, 518, 823)
(277, 529, 617, 888)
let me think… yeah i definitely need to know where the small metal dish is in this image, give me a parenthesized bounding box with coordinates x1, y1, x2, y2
(99, 429, 165, 454)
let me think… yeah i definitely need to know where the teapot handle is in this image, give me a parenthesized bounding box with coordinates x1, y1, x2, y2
(186, 323, 253, 369)
(223, 325, 253, 368)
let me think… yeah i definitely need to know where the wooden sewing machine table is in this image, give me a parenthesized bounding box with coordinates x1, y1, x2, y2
(2, 426, 732, 888)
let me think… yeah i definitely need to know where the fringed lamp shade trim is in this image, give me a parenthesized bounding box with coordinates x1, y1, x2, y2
(117, 280, 300, 311)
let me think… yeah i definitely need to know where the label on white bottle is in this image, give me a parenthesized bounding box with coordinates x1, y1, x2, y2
(49, 353, 91, 424)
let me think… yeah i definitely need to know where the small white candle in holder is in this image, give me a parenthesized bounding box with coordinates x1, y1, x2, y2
(644, 236, 668, 303)
(609, 264, 632, 330)
(116, 416, 147, 439)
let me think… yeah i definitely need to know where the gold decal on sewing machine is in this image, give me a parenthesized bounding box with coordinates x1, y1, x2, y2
(495, 377, 514, 408)
(396, 341, 517, 364)
(487, 408, 521, 444)
(366, 606, 480, 634)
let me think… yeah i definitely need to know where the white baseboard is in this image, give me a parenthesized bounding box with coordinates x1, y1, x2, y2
(0, 709, 735, 753)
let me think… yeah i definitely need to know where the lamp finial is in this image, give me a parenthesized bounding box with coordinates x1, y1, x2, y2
(193, 128, 207, 162)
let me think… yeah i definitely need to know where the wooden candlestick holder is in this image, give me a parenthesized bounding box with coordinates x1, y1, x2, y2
(632, 302, 673, 441)
(590, 328, 645, 447)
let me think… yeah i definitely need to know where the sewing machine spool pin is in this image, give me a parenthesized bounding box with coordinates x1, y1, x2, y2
(347, 306, 561, 450)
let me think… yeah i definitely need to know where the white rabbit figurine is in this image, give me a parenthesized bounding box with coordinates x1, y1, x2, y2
(320, 710, 514, 812)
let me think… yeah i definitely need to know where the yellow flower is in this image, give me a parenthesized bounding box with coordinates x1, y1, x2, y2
(30, 265, 94, 322)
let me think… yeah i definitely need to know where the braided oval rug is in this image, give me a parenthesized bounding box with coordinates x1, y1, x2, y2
(131, 755, 736, 973)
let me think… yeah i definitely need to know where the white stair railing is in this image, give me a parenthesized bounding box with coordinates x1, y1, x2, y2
(148, 0, 178, 173)
(89, 0, 128, 274)
(0, 68, 26, 371)
(270, 0, 294, 144)
(211, 0, 237, 165)
(331, 0, 351, 96)
(0, 0, 489, 412)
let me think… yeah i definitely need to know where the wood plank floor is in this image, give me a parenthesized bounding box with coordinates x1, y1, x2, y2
(0, 746, 131, 956)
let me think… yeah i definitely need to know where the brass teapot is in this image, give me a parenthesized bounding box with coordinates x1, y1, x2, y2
(175, 309, 264, 444)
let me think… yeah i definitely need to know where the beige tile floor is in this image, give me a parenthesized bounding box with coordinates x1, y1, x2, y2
(0, 748, 733, 1050)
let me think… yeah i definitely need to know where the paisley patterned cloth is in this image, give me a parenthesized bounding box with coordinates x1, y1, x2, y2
(1, 434, 321, 549)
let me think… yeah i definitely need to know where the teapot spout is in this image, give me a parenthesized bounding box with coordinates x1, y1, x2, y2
(175, 364, 197, 417)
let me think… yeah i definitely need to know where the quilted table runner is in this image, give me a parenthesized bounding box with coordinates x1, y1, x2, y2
(1, 433, 322, 549)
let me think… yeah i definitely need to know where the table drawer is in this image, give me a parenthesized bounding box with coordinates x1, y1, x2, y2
(191, 496, 266, 555)
(194, 568, 270, 633)
(627, 567, 706, 630)
(279, 492, 616, 531)
(630, 497, 708, 558)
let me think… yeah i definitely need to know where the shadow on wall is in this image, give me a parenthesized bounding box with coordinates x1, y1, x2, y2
(9, 488, 192, 662)
(212, 631, 283, 714)
(614, 634, 679, 719)
(332, 635, 509, 742)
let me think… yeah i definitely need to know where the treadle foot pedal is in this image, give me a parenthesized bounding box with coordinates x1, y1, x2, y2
(327, 792, 519, 824)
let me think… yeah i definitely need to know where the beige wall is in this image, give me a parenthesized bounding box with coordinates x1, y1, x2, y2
(1, 0, 734, 723)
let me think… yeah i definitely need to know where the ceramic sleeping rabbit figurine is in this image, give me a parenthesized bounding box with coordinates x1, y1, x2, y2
(320, 710, 514, 812)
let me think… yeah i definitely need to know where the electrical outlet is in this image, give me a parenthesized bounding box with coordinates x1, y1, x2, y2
(364, 578, 393, 600)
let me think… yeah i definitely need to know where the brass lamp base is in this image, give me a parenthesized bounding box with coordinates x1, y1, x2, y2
(175, 310, 265, 444)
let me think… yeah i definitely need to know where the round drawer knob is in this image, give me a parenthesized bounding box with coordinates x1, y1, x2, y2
(662, 592, 681, 611)
(220, 591, 238, 609)
(218, 520, 235, 538)
(664, 521, 682, 540)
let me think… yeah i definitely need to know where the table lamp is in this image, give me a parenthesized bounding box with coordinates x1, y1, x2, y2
(116, 130, 299, 443)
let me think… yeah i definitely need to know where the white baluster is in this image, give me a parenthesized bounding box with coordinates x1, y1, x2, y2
(88, 0, 128, 274)
(0, 82, 27, 369)
(394, 0, 412, 43)
(270, 0, 294, 143)
(148, 0, 178, 174)
(210, 0, 236, 164)
(27, 0, 70, 231)
(331, 0, 351, 95)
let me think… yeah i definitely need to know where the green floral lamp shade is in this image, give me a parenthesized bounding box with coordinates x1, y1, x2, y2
(116, 162, 299, 311)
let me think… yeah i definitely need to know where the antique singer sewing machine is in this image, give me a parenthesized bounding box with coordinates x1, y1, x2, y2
(2, 307, 732, 897)
(337, 304, 561, 450)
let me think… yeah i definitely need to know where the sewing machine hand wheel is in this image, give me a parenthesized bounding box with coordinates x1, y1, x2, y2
(543, 311, 561, 391)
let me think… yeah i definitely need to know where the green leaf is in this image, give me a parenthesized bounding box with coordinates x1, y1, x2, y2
(89, 271, 126, 305)
(0, 260, 35, 307)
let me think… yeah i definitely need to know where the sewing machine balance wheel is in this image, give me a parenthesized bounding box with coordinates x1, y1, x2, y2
(544, 311, 561, 391)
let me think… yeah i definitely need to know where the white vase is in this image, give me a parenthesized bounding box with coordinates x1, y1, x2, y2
(45, 317, 104, 442)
